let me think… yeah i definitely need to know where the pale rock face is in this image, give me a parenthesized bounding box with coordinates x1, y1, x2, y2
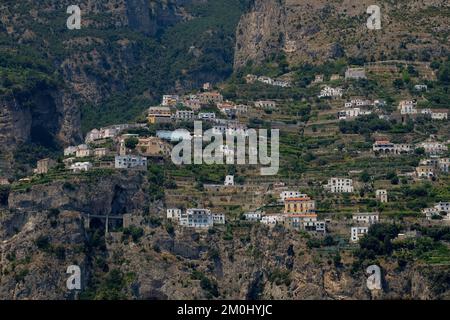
(234, 0, 450, 69)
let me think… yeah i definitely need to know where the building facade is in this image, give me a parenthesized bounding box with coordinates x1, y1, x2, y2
(324, 178, 354, 193)
(115, 155, 147, 169)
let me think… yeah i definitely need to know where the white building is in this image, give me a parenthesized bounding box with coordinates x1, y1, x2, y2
(212, 213, 226, 225)
(315, 221, 326, 233)
(398, 100, 417, 115)
(75, 144, 92, 158)
(235, 104, 249, 114)
(376, 189, 388, 203)
(64, 146, 78, 156)
(344, 99, 373, 108)
(102, 127, 119, 139)
(198, 112, 216, 120)
(345, 67, 366, 80)
(372, 140, 413, 154)
(352, 212, 379, 225)
(439, 158, 449, 173)
(261, 215, 284, 226)
(422, 202, 450, 220)
(115, 155, 147, 169)
(243, 211, 262, 221)
(324, 178, 354, 193)
(181, 209, 213, 228)
(279, 191, 307, 201)
(255, 100, 276, 109)
(351, 227, 369, 243)
(313, 74, 324, 83)
(338, 108, 371, 120)
(173, 110, 195, 121)
(224, 175, 234, 186)
(167, 208, 182, 220)
(94, 148, 107, 158)
(417, 141, 448, 155)
(162, 95, 179, 106)
(70, 162, 92, 173)
(422, 207, 440, 219)
(435, 202, 450, 213)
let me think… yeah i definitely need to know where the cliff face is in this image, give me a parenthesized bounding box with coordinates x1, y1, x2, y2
(1, 0, 236, 177)
(234, 0, 450, 68)
(1, 173, 449, 300)
(7, 171, 149, 215)
(0, 88, 80, 177)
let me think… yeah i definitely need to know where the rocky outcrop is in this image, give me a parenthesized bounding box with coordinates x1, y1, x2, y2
(234, 0, 450, 68)
(0, 210, 87, 299)
(7, 171, 149, 215)
(0, 88, 81, 177)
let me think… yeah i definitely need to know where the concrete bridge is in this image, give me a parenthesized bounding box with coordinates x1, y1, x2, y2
(81, 213, 124, 234)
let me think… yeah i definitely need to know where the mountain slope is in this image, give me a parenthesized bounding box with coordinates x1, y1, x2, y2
(0, 0, 246, 177)
(234, 0, 450, 69)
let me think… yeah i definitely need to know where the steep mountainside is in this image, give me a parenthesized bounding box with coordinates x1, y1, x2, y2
(0, 0, 245, 177)
(234, 0, 450, 69)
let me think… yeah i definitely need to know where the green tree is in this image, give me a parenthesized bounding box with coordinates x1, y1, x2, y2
(125, 137, 139, 149)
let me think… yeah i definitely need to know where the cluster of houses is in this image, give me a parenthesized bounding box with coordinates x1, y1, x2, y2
(351, 212, 379, 242)
(147, 90, 277, 124)
(337, 98, 448, 122)
(167, 208, 226, 228)
(337, 98, 387, 120)
(373, 137, 448, 157)
(59, 123, 179, 173)
(338, 108, 372, 120)
(85, 124, 147, 143)
(63, 134, 153, 172)
(313, 74, 341, 83)
(313, 67, 366, 84)
(397, 100, 448, 120)
(372, 140, 414, 155)
(422, 202, 450, 220)
(245, 74, 291, 88)
(242, 191, 326, 233)
(323, 178, 354, 193)
(415, 157, 449, 179)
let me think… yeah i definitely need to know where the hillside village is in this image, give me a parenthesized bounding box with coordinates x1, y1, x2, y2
(1, 62, 449, 253)
(0, 0, 450, 302)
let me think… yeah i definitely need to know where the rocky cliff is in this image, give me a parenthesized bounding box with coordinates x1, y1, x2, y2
(0, 0, 243, 177)
(1, 172, 449, 299)
(234, 0, 450, 68)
